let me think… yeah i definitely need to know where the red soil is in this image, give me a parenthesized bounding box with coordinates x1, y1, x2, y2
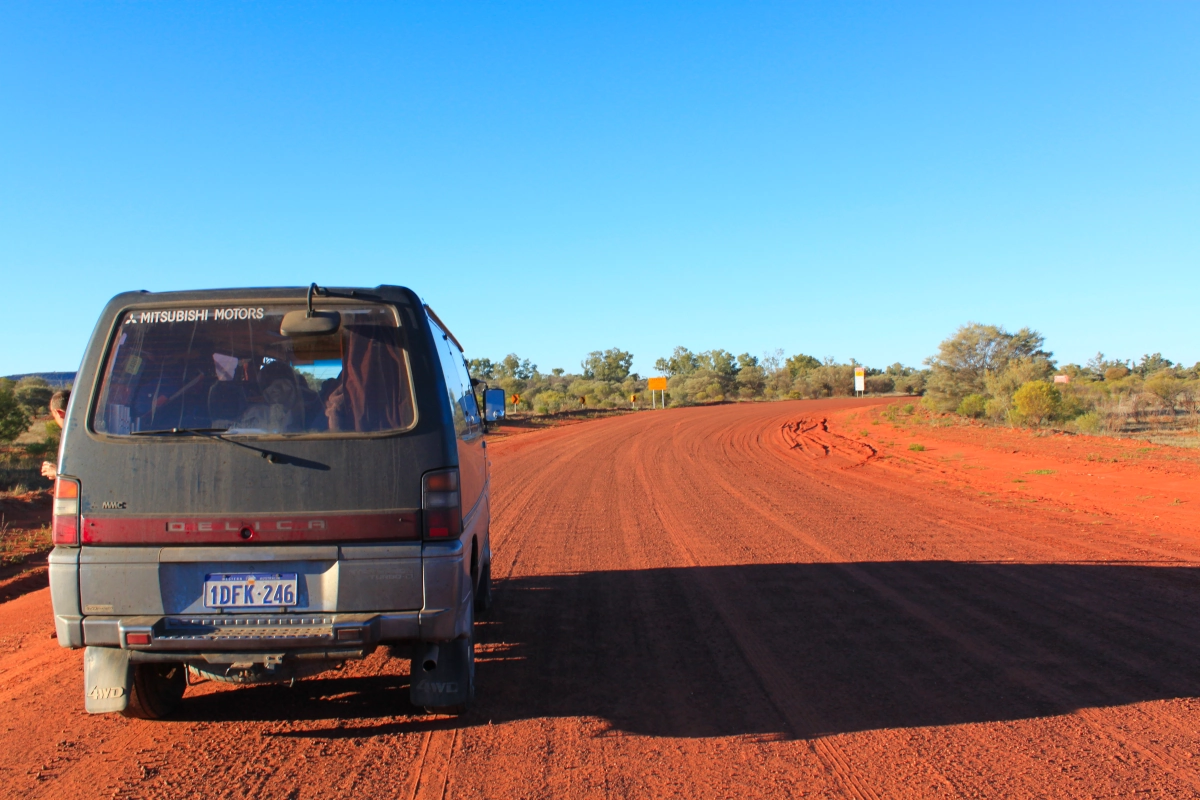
(0, 490, 53, 600)
(3, 398, 1200, 798)
(824, 403, 1200, 542)
(0, 489, 52, 531)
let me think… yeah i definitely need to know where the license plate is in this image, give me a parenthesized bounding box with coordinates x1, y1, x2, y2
(203, 573, 298, 608)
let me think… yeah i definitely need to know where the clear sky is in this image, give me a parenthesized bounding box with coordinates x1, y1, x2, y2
(2, 2, 1197, 377)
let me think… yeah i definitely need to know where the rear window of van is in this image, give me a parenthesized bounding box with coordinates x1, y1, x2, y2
(92, 303, 415, 436)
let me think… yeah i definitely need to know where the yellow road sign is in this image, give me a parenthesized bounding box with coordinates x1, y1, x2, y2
(648, 377, 667, 391)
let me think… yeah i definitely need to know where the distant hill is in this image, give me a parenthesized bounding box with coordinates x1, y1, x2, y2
(3, 372, 76, 387)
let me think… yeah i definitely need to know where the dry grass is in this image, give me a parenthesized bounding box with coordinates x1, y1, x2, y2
(0, 444, 51, 494)
(0, 521, 52, 569)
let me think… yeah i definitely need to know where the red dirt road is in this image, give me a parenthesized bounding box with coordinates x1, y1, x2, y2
(5, 397, 1200, 798)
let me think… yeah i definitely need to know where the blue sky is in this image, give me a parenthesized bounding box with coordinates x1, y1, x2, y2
(2, 2, 1197, 377)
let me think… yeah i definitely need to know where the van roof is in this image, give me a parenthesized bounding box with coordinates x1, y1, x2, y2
(104, 285, 420, 306)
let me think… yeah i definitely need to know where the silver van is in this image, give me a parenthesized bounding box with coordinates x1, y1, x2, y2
(49, 284, 492, 718)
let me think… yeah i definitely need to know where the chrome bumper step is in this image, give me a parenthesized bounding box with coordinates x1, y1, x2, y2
(157, 615, 335, 643)
(117, 613, 378, 651)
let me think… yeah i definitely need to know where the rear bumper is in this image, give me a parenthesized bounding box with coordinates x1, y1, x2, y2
(73, 604, 460, 652)
(52, 539, 471, 649)
(87, 611, 410, 651)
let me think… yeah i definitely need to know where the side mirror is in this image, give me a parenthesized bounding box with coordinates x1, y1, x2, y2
(280, 310, 341, 337)
(484, 388, 506, 421)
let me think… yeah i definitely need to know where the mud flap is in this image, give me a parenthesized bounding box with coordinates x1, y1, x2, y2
(410, 638, 474, 709)
(84, 646, 133, 714)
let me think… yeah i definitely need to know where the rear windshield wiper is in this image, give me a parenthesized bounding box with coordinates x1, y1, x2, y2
(130, 427, 282, 463)
(131, 427, 230, 436)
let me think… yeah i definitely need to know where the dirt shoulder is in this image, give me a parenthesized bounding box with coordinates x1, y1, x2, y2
(482, 408, 635, 443)
(821, 402, 1200, 539)
(0, 490, 52, 602)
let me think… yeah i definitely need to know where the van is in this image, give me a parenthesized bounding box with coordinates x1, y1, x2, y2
(48, 284, 493, 718)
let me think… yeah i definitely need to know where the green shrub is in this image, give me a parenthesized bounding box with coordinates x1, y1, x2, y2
(924, 323, 1054, 411)
(24, 421, 60, 457)
(1055, 391, 1086, 421)
(789, 363, 856, 399)
(864, 374, 894, 394)
(532, 390, 566, 414)
(1180, 382, 1200, 417)
(956, 394, 987, 418)
(581, 349, 634, 382)
(785, 353, 821, 377)
(14, 377, 53, 416)
(1104, 366, 1130, 381)
(902, 403, 915, 414)
(0, 388, 31, 443)
(908, 443, 925, 451)
(1144, 372, 1183, 415)
(984, 396, 1009, 421)
(893, 371, 927, 395)
(1012, 380, 1061, 427)
(983, 357, 1055, 412)
(1070, 412, 1103, 433)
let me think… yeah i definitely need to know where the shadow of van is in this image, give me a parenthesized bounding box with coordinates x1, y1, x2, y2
(179, 561, 1200, 740)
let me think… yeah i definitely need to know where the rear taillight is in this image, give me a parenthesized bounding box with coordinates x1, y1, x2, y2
(52, 476, 81, 546)
(422, 468, 461, 539)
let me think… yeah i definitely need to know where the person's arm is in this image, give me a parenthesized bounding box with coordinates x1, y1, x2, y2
(323, 385, 344, 432)
(41, 461, 57, 481)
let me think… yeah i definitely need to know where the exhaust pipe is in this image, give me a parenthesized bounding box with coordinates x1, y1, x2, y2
(421, 644, 439, 672)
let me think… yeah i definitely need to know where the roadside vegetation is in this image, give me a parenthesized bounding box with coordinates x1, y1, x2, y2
(0, 378, 55, 591)
(0, 376, 60, 492)
(923, 323, 1200, 444)
(469, 348, 924, 415)
(469, 326, 1197, 447)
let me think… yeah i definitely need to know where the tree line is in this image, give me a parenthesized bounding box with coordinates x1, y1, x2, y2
(469, 348, 925, 414)
(923, 323, 1200, 433)
(470, 329, 1199, 438)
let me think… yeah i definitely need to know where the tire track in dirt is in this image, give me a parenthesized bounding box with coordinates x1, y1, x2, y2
(615, 401, 1200, 796)
(767, 407, 1196, 566)
(781, 417, 878, 466)
(625, 413, 955, 799)
(410, 727, 458, 800)
(686, 403, 1200, 793)
(488, 416, 647, 581)
(625, 430, 886, 799)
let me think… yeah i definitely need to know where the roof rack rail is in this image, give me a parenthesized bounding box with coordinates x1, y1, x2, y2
(423, 304, 465, 353)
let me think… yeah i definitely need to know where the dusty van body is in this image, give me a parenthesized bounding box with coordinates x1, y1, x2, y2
(49, 285, 491, 718)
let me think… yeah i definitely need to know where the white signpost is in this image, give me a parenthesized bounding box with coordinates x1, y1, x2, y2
(854, 367, 865, 396)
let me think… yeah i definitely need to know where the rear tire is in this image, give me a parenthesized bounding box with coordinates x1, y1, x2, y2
(474, 560, 493, 616)
(121, 663, 186, 720)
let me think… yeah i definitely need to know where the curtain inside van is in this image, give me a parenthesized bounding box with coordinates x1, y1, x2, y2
(326, 323, 413, 432)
